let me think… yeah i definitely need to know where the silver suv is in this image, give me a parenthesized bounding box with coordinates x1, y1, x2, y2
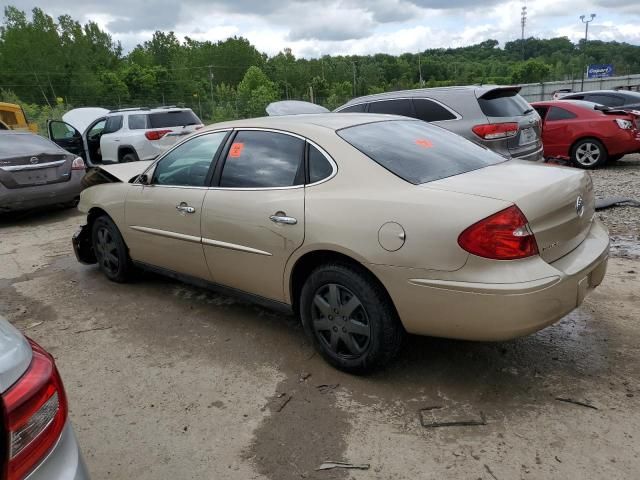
(335, 85, 543, 161)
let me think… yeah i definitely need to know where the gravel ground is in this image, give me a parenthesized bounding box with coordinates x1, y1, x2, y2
(589, 153, 640, 259)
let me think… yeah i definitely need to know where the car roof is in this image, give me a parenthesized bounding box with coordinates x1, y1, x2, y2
(200, 113, 411, 133)
(338, 84, 521, 107)
(106, 107, 192, 115)
(566, 90, 640, 97)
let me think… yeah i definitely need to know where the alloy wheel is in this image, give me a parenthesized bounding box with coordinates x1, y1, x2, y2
(311, 283, 371, 358)
(575, 142, 601, 166)
(95, 226, 119, 275)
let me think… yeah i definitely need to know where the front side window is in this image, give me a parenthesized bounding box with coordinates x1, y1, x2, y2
(219, 131, 304, 188)
(308, 144, 333, 183)
(368, 99, 414, 117)
(338, 120, 504, 185)
(103, 115, 123, 134)
(547, 107, 577, 121)
(152, 132, 228, 187)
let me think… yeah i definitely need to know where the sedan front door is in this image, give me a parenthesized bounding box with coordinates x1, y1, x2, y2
(201, 129, 306, 302)
(124, 131, 230, 280)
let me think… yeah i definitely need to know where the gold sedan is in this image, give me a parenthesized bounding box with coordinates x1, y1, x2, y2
(72, 114, 609, 373)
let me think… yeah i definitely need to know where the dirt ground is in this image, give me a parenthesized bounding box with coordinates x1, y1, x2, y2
(1, 157, 639, 480)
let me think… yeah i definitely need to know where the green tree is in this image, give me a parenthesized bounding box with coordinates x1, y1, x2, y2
(236, 66, 278, 117)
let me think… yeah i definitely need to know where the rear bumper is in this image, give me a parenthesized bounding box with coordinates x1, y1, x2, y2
(26, 421, 90, 480)
(513, 146, 545, 162)
(607, 130, 640, 156)
(0, 171, 83, 212)
(372, 219, 609, 341)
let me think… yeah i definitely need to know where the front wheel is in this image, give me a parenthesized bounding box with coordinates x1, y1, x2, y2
(300, 263, 404, 374)
(91, 215, 131, 282)
(571, 139, 608, 169)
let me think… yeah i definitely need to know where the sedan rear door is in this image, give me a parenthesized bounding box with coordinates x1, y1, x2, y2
(201, 129, 306, 302)
(0, 133, 73, 189)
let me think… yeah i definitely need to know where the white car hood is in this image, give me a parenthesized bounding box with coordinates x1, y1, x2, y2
(0, 317, 32, 393)
(62, 107, 109, 134)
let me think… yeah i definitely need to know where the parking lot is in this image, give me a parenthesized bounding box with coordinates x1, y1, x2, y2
(0, 156, 638, 480)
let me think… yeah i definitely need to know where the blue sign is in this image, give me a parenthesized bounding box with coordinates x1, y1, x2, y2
(587, 64, 614, 79)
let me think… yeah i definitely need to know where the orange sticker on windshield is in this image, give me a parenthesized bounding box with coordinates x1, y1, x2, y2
(229, 142, 244, 157)
(415, 139, 433, 148)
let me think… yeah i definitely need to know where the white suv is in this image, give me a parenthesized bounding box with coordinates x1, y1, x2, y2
(48, 106, 204, 166)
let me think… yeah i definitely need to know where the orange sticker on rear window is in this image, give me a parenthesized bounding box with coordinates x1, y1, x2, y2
(415, 139, 433, 148)
(229, 142, 244, 157)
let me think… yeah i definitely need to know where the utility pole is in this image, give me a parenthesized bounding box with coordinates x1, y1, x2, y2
(418, 55, 424, 86)
(580, 13, 596, 91)
(208, 65, 215, 118)
(352, 62, 357, 97)
(520, 6, 527, 61)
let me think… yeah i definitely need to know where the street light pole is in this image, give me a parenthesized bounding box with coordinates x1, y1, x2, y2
(580, 13, 596, 91)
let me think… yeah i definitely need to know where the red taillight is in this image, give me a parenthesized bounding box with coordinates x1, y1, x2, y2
(144, 129, 171, 140)
(71, 157, 85, 170)
(472, 122, 519, 140)
(458, 205, 539, 260)
(2, 339, 68, 480)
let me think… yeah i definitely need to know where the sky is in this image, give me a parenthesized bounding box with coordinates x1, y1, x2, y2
(2, 0, 640, 57)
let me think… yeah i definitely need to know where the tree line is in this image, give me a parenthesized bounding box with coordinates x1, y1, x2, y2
(2, 5, 640, 127)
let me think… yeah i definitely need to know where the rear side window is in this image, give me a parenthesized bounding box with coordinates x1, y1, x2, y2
(128, 114, 148, 130)
(547, 107, 577, 121)
(220, 131, 304, 188)
(103, 115, 123, 134)
(339, 104, 367, 113)
(413, 99, 457, 122)
(477, 90, 531, 117)
(368, 99, 414, 117)
(149, 110, 201, 128)
(308, 144, 333, 183)
(337, 120, 504, 185)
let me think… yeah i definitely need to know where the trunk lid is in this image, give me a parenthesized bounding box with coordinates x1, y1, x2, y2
(427, 161, 595, 263)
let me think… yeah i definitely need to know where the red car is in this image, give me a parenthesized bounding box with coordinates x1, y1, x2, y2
(532, 100, 640, 169)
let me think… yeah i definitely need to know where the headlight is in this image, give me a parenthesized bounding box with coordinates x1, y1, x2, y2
(615, 118, 634, 130)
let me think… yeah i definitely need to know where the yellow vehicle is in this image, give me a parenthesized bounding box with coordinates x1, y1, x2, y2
(0, 102, 38, 132)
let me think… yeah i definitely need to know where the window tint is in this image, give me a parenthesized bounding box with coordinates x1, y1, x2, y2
(339, 104, 367, 113)
(546, 106, 577, 121)
(308, 144, 333, 183)
(413, 99, 456, 122)
(88, 120, 106, 138)
(128, 114, 147, 130)
(148, 110, 201, 128)
(220, 131, 304, 188)
(586, 94, 624, 107)
(49, 121, 78, 141)
(337, 120, 504, 185)
(0, 134, 63, 159)
(152, 132, 227, 187)
(477, 90, 531, 117)
(103, 115, 123, 134)
(368, 99, 414, 117)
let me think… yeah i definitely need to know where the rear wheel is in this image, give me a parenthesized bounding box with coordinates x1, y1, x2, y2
(300, 263, 404, 374)
(121, 151, 139, 163)
(571, 138, 608, 169)
(91, 215, 131, 282)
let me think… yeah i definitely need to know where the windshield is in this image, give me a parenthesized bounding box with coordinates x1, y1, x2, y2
(337, 120, 505, 185)
(148, 110, 202, 128)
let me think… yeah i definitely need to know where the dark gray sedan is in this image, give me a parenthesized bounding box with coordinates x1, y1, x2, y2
(0, 131, 85, 212)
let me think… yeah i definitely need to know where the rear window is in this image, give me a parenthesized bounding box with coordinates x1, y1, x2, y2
(148, 110, 201, 128)
(337, 120, 504, 185)
(0, 134, 63, 159)
(478, 90, 532, 117)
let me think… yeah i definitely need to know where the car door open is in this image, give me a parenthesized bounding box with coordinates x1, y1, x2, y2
(124, 131, 229, 280)
(48, 120, 87, 160)
(201, 129, 306, 302)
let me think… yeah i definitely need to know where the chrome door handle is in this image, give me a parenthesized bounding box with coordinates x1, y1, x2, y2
(269, 213, 297, 225)
(176, 202, 196, 214)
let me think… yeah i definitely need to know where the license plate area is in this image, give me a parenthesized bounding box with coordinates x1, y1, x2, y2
(13, 168, 62, 186)
(519, 127, 537, 146)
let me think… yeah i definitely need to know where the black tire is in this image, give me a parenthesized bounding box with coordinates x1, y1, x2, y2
(91, 215, 131, 282)
(121, 151, 139, 163)
(609, 154, 624, 162)
(300, 263, 404, 374)
(570, 138, 608, 169)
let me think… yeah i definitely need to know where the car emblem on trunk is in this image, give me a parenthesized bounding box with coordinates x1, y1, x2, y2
(576, 195, 585, 217)
(29, 157, 39, 164)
